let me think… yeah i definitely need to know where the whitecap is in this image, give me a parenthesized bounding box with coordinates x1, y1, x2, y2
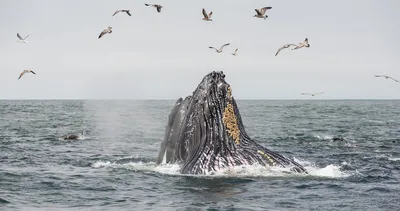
(91, 158, 352, 179)
(388, 157, 400, 161)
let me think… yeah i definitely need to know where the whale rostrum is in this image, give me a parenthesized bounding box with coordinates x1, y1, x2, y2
(157, 71, 307, 174)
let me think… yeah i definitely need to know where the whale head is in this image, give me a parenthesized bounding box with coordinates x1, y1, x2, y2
(157, 71, 307, 174)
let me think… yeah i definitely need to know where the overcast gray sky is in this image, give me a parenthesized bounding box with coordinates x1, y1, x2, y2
(0, 0, 399, 99)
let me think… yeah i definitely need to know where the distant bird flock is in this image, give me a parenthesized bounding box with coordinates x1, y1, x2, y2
(15, 3, 398, 97)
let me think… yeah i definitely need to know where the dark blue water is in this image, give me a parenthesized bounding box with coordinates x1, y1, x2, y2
(1, 100, 399, 211)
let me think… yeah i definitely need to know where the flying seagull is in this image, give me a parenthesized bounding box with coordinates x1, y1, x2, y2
(254, 7, 272, 19)
(374, 75, 399, 82)
(18, 69, 36, 80)
(301, 92, 324, 96)
(145, 3, 163, 13)
(112, 9, 131, 16)
(293, 38, 310, 50)
(17, 33, 29, 43)
(202, 8, 213, 21)
(275, 44, 297, 56)
(98, 27, 112, 39)
(232, 48, 238, 56)
(209, 43, 230, 53)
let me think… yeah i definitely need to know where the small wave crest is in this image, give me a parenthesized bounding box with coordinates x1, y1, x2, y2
(91, 156, 352, 179)
(0, 197, 10, 204)
(314, 134, 333, 140)
(388, 157, 400, 161)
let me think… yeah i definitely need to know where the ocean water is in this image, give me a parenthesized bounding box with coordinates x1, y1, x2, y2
(1, 100, 399, 211)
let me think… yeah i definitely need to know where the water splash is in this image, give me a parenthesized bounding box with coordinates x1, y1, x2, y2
(91, 157, 352, 179)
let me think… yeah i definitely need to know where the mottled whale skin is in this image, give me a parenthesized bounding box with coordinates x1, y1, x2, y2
(157, 71, 307, 174)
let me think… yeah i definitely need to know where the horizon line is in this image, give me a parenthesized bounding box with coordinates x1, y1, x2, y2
(0, 98, 399, 101)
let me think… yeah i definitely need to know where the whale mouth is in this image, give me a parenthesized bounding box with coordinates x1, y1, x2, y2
(157, 71, 307, 174)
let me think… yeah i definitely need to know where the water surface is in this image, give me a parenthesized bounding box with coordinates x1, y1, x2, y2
(1, 100, 399, 211)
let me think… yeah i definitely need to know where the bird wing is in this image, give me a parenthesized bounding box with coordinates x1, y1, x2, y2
(234, 48, 238, 54)
(30, 70, 36, 75)
(23, 34, 29, 39)
(209, 46, 217, 50)
(98, 30, 107, 39)
(126, 10, 131, 16)
(18, 71, 26, 80)
(389, 77, 399, 82)
(301, 93, 310, 95)
(17, 33, 23, 40)
(314, 92, 324, 95)
(220, 43, 230, 50)
(260, 7, 272, 15)
(275, 46, 285, 56)
(156, 5, 161, 12)
(374, 75, 384, 78)
(305, 38, 308, 43)
(208, 11, 213, 18)
(145, 3, 151, 6)
(112, 10, 121, 16)
(202, 8, 209, 18)
(255, 9, 262, 16)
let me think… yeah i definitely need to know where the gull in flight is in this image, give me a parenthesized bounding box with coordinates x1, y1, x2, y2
(16, 33, 29, 43)
(275, 44, 297, 56)
(202, 8, 213, 21)
(253, 7, 272, 19)
(145, 3, 163, 13)
(374, 75, 399, 82)
(112, 9, 131, 16)
(232, 48, 238, 56)
(18, 69, 36, 80)
(293, 38, 310, 50)
(98, 27, 112, 39)
(209, 43, 230, 53)
(301, 92, 324, 97)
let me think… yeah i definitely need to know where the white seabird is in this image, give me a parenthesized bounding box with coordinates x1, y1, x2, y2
(18, 69, 36, 80)
(17, 33, 29, 43)
(209, 43, 230, 53)
(374, 75, 399, 83)
(301, 92, 324, 97)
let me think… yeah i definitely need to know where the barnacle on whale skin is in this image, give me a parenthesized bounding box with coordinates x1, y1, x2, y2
(257, 150, 275, 165)
(222, 101, 240, 145)
(226, 87, 233, 99)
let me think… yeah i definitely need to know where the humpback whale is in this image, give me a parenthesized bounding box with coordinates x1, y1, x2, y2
(156, 71, 307, 174)
(64, 130, 86, 140)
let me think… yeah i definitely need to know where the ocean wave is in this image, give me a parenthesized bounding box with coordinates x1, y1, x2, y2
(0, 197, 10, 204)
(314, 134, 334, 140)
(388, 157, 400, 161)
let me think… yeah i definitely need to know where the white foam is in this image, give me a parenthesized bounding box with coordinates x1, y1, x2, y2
(388, 157, 400, 161)
(314, 134, 333, 140)
(305, 164, 349, 178)
(295, 157, 350, 178)
(91, 160, 158, 172)
(92, 158, 352, 178)
(92, 160, 113, 168)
